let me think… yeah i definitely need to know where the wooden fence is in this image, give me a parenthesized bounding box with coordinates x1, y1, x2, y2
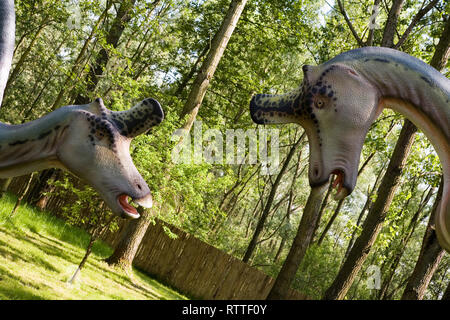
(103, 219, 307, 299)
(7, 174, 307, 300)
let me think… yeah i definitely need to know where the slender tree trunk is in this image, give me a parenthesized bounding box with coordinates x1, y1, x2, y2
(274, 150, 303, 263)
(0, 178, 11, 198)
(242, 133, 304, 263)
(344, 163, 386, 260)
(442, 281, 450, 300)
(175, 44, 210, 97)
(73, 0, 137, 105)
(378, 186, 434, 299)
(317, 200, 344, 246)
(323, 9, 448, 300)
(401, 179, 445, 300)
(51, 4, 110, 111)
(322, 119, 417, 300)
(398, 16, 450, 300)
(429, 16, 450, 72)
(9, 173, 35, 217)
(104, 207, 152, 270)
(179, 0, 248, 132)
(312, 182, 333, 240)
(364, 0, 381, 46)
(2, 22, 47, 100)
(69, 215, 115, 283)
(69, 235, 96, 284)
(381, 0, 405, 48)
(267, 183, 329, 299)
(104, 0, 248, 272)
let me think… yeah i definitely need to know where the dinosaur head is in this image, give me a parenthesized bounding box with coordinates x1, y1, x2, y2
(57, 98, 164, 219)
(250, 63, 381, 199)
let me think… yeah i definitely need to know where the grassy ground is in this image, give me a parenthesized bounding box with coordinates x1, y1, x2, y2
(0, 192, 187, 300)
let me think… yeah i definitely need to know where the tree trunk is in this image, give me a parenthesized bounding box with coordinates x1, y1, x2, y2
(442, 281, 450, 300)
(343, 163, 386, 261)
(73, 0, 137, 105)
(242, 133, 304, 262)
(104, 206, 152, 271)
(2, 22, 47, 101)
(267, 184, 328, 299)
(27, 169, 60, 210)
(274, 150, 303, 263)
(9, 173, 35, 217)
(401, 179, 445, 300)
(398, 16, 450, 300)
(175, 44, 210, 97)
(104, 0, 248, 273)
(179, 0, 248, 132)
(378, 186, 434, 299)
(322, 119, 417, 300)
(51, 4, 110, 111)
(0, 178, 11, 198)
(69, 235, 96, 284)
(316, 199, 344, 246)
(69, 218, 112, 284)
(381, 0, 405, 48)
(323, 9, 449, 300)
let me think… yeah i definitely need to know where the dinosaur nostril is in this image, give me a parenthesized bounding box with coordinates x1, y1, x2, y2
(137, 184, 142, 190)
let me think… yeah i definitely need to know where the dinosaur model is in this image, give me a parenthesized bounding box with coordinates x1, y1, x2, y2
(249, 47, 449, 252)
(0, 0, 163, 219)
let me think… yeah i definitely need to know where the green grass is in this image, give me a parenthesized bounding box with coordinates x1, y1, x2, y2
(0, 192, 187, 300)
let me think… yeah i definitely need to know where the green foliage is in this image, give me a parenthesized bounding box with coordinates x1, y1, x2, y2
(2, 0, 448, 300)
(47, 175, 119, 235)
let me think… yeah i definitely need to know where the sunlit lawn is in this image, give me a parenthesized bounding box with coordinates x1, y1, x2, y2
(0, 192, 187, 300)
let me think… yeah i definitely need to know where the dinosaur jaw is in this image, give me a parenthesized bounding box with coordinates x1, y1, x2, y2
(331, 169, 349, 200)
(117, 193, 153, 219)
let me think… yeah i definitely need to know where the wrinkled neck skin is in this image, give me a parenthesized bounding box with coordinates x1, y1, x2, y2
(0, 106, 82, 178)
(380, 97, 449, 252)
(337, 49, 450, 252)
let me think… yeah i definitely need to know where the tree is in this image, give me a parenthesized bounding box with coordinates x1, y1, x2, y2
(179, 0, 248, 132)
(49, 176, 119, 284)
(323, 119, 418, 300)
(104, 206, 152, 271)
(323, 4, 447, 300)
(104, 0, 249, 270)
(267, 183, 329, 299)
(73, 0, 137, 104)
(243, 132, 305, 263)
(400, 179, 445, 299)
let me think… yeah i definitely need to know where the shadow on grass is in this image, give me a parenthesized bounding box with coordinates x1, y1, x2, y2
(0, 194, 186, 300)
(0, 282, 47, 300)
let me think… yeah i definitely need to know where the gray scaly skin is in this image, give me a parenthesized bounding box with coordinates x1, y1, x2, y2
(249, 47, 450, 252)
(0, 0, 164, 219)
(0, 97, 164, 218)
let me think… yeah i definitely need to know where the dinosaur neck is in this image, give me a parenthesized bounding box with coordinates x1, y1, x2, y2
(347, 48, 450, 251)
(0, 108, 72, 178)
(380, 97, 450, 251)
(327, 47, 450, 250)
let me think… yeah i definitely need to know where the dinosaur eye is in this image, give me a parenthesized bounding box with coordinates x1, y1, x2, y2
(95, 130, 105, 140)
(315, 98, 325, 109)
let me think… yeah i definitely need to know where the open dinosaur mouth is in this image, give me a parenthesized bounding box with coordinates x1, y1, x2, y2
(117, 194, 140, 218)
(331, 170, 348, 200)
